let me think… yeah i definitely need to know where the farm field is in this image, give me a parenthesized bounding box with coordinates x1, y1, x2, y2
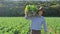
(0, 17, 60, 34)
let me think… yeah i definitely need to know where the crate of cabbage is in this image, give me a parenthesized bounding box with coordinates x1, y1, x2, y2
(24, 5, 38, 17)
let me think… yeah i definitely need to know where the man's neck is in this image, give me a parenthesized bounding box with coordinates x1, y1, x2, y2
(37, 15, 42, 17)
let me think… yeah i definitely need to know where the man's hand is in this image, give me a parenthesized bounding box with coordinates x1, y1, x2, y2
(45, 30, 48, 34)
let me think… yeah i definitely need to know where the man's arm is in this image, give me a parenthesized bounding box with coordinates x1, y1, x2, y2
(25, 11, 30, 20)
(25, 11, 28, 19)
(42, 17, 48, 34)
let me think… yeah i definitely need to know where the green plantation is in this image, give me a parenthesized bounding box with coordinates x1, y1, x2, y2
(0, 17, 31, 34)
(0, 17, 60, 34)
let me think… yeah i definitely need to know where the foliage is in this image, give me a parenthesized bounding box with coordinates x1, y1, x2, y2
(0, 17, 31, 34)
(24, 4, 38, 17)
(0, 1, 60, 17)
(0, 17, 60, 34)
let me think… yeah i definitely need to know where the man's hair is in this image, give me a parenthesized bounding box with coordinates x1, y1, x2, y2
(36, 7, 44, 15)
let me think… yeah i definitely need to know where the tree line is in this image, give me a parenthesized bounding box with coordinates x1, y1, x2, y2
(0, 1, 60, 17)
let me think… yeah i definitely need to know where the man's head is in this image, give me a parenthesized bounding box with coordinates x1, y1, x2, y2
(37, 7, 44, 16)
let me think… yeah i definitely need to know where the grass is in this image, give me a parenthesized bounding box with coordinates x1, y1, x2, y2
(0, 17, 60, 34)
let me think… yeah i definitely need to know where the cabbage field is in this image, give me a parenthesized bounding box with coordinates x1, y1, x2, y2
(0, 17, 60, 34)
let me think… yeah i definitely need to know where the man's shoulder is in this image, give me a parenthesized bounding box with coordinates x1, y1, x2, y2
(41, 16, 44, 18)
(41, 16, 45, 19)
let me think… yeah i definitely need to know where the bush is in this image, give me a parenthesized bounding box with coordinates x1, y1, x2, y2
(43, 4, 60, 17)
(24, 5, 38, 17)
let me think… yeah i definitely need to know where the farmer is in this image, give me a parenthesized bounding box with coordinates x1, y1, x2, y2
(25, 7, 47, 34)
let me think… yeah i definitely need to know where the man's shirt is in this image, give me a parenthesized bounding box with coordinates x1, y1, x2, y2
(25, 16, 47, 32)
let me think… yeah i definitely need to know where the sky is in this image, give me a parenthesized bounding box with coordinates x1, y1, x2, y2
(7, 0, 49, 1)
(5, 0, 59, 1)
(13, 0, 46, 1)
